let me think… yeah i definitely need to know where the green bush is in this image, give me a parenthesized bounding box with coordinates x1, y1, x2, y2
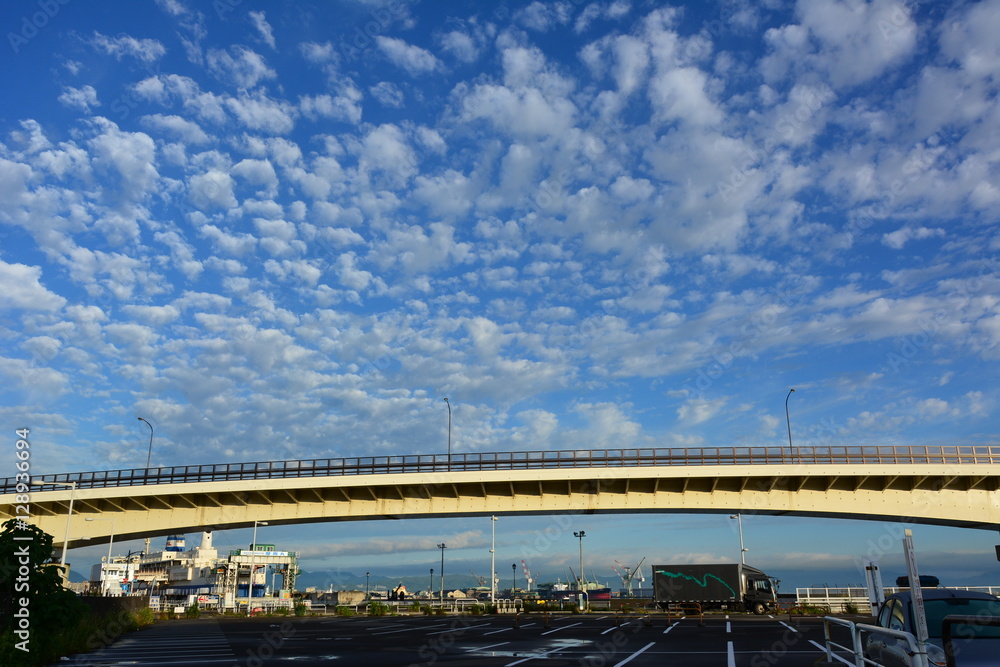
(293, 604, 307, 617)
(0, 521, 88, 666)
(134, 607, 154, 626)
(0, 606, 155, 667)
(367, 601, 389, 616)
(185, 603, 200, 618)
(335, 606, 355, 616)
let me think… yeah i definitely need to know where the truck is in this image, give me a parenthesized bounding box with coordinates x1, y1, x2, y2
(652, 563, 777, 615)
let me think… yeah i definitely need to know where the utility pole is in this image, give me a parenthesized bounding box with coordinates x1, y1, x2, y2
(574, 531, 587, 589)
(437, 543, 446, 603)
(490, 516, 497, 604)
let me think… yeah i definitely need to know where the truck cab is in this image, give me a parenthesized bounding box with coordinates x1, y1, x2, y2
(742, 567, 777, 615)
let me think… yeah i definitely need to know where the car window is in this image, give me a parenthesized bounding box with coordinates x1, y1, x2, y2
(922, 598, 1000, 639)
(877, 600, 895, 628)
(889, 599, 906, 632)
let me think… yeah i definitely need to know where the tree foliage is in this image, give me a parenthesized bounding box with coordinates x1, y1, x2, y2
(0, 519, 86, 666)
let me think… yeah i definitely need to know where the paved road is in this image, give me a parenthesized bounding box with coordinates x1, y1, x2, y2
(56, 613, 861, 666)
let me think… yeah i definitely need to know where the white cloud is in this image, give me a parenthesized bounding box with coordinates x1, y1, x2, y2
(375, 36, 441, 75)
(207, 46, 277, 88)
(57, 85, 100, 112)
(189, 169, 237, 210)
(90, 31, 166, 62)
(515, 1, 573, 31)
(761, 0, 918, 88)
(232, 158, 278, 193)
(248, 10, 276, 49)
(123, 304, 181, 326)
(677, 396, 727, 425)
(881, 226, 945, 249)
(357, 123, 418, 184)
(85, 119, 159, 200)
(299, 88, 363, 124)
(224, 91, 296, 133)
(0, 358, 69, 397)
(369, 81, 403, 107)
(264, 258, 322, 285)
(649, 67, 722, 126)
(140, 114, 211, 144)
(917, 397, 950, 419)
(439, 30, 479, 63)
(300, 41, 337, 64)
(0, 261, 66, 311)
(459, 83, 577, 139)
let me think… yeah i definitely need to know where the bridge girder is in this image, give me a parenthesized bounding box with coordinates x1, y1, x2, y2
(3, 463, 999, 549)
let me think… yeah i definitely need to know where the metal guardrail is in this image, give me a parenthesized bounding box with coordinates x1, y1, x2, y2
(798, 586, 1000, 611)
(3, 445, 998, 494)
(822, 616, 930, 667)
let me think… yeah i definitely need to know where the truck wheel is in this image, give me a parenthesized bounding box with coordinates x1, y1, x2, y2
(752, 602, 767, 615)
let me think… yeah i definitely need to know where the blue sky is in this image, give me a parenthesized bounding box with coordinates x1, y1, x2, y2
(2, 0, 999, 590)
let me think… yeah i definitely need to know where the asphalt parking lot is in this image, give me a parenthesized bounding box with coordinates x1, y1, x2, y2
(56, 612, 862, 666)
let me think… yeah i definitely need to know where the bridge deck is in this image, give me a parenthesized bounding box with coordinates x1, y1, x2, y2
(4, 445, 999, 493)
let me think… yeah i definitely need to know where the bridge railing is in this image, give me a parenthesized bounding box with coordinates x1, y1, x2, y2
(4, 445, 998, 494)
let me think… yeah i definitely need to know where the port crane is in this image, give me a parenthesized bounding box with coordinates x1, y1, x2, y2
(469, 570, 488, 587)
(521, 560, 535, 591)
(612, 557, 646, 597)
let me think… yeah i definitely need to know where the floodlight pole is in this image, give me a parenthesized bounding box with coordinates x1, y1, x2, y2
(490, 516, 497, 604)
(437, 543, 446, 603)
(31, 480, 76, 584)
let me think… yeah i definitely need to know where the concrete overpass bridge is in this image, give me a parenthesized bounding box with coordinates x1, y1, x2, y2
(2, 445, 999, 549)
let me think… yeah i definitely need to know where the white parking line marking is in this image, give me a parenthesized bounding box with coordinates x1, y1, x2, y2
(780, 621, 799, 633)
(467, 641, 510, 652)
(612, 641, 654, 666)
(601, 620, 631, 635)
(505, 645, 563, 666)
(809, 640, 853, 665)
(484, 627, 511, 635)
(663, 621, 679, 634)
(541, 621, 581, 635)
(426, 623, 492, 635)
(728, 641, 736, 667)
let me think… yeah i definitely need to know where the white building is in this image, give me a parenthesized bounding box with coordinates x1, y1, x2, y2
(89, 532, 299, 612)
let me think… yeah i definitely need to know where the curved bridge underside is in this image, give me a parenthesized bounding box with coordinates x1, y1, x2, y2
(4, 457, 999, 548)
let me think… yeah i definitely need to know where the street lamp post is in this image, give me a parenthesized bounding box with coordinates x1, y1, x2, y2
(574, 530, 587, 589)
(730, 514, 748, 565)
(511, 563, 516, 596)
(366, 571, 370, 601)
(785, 388, 797, 464)
(490, 515, 497, 604)
(85, 517, 115, 595)
(437, 543, 446, 603)
(137, 417, 154, 555)
(785, 389, 795, 449)
(443, 397, 451, 468)
(429, 568, 433, 599)
(137, 417, 154, 468)
(248, 520, 267, 615)
(31, 480, 76, 583)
